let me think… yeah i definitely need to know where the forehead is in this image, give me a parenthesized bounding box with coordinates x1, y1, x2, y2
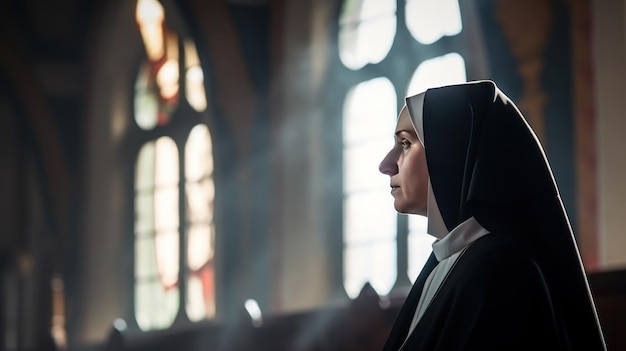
(395, 108, 416, 134)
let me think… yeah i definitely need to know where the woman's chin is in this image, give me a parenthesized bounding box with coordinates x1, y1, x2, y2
(393, 202, 406, 214)
(394, 202, 427, 216)
(393, 202, 412, 214)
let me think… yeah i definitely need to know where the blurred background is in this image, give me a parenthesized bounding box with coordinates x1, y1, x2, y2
(0, 0, 624, 350)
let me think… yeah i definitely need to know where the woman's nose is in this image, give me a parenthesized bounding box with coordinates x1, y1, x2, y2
(379, 149, 398, 175)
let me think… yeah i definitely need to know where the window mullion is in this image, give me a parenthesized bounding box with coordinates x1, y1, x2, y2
(395, 213, 410, 288)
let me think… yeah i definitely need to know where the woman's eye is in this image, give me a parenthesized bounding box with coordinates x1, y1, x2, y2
(400, 140, 411, 150)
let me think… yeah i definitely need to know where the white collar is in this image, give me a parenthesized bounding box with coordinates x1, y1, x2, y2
(432, 216, 490, 261)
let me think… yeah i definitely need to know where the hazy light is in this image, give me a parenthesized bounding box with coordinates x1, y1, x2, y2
(51, 275, 67, 348)
(113, 318, 128, 331)
(245, 299, 263, 327)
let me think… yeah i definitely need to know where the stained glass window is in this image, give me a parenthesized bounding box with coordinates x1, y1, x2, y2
(133, 0, 215, 330)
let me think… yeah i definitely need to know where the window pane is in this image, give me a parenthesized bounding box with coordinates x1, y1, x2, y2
(135, 192, 154, 235)
(187, 224, 213, 271)
(343, 75, 398, 299)
(344, 239, 396, 298)
(344, 141, 391, 194)
(155, 230, 179, 288)
(407, 215, 435, 281)
(185, 124, 213, 181)
(136, 0, 165, 61)
(134, 65, 159, 130)
(339, 0, 396, 25)
(155, 281, 179, 328)
(154, 186, 178, 231)
(185, 40, 208, 112)
(186, 180, 214, 223)
(157, 58, 179, 101)
(186, 275, 205, 321)
(406, 0, 462, 45)
(135, 279, 179, 331)
(186, 269, 215, 321)
(344, 245, 370, 298)
(156, 31, 179, 102)
(343, 77, 396, 145)
(339, 0, 397, 70)
(135, 236, 157, 279)
(185, 180, 214, 223)
(406, 53, 467, 96)
(344, 191, 396, 245)
(136, 141, 156, 191)
(368, 240, 397, 296)
(135, 281, 153, 330)
(155, 137, 179, 186)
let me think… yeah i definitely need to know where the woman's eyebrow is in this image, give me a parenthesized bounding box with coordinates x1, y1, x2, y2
(395, 130, 416, 137)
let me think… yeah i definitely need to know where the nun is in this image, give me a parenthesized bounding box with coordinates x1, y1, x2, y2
(378, 80, 606, 350)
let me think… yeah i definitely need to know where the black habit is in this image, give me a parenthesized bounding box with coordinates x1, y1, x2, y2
(383, 81, 606, 350)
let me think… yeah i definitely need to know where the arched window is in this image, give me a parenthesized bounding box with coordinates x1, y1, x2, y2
(133, 0, 215, 330)
(338, 0, 472, 297)
(342, 77, 398, 298)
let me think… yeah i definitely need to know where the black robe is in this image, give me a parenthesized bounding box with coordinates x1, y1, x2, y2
(384, 234, 561, 350)
(383, 80, 606, 350)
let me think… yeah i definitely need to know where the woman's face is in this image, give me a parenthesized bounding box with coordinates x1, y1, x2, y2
(379, 109, 429, 216)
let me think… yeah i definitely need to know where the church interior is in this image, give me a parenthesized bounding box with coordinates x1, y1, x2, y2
(1, 0, 625, 350)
